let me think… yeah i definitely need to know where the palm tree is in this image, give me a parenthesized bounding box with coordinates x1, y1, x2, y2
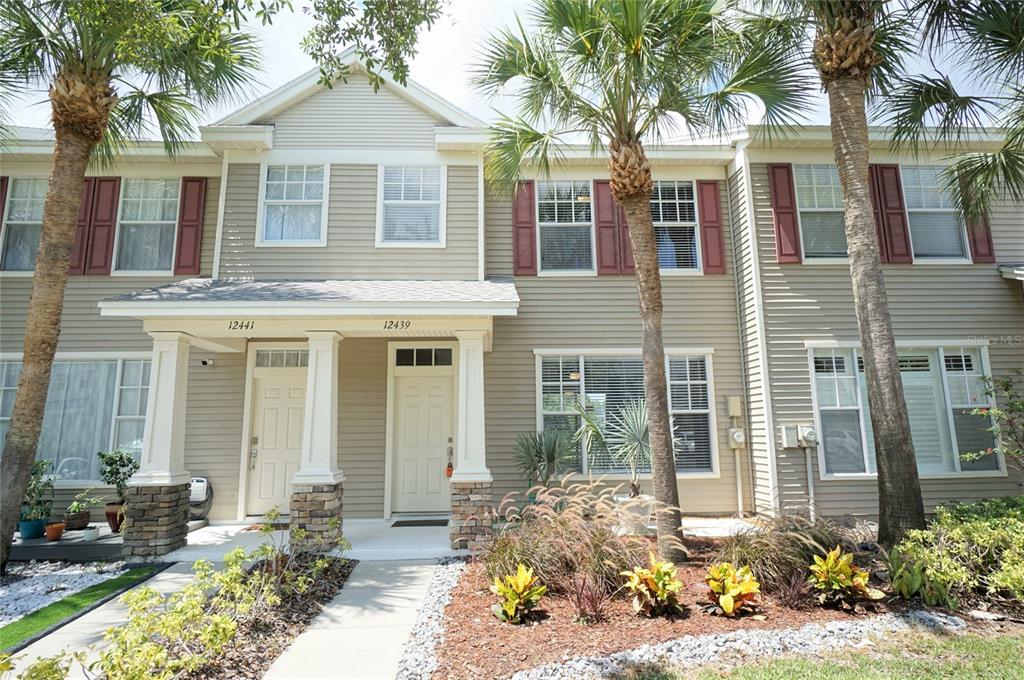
(0, 0, 262, 573)
(474, 0, 810, 562)
(754, 0, 927, 546)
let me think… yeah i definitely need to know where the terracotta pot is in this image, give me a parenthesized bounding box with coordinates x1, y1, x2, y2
(64, 510, 91, 531)
(45, 522, 65, 542)
(105, 502, 125, 533)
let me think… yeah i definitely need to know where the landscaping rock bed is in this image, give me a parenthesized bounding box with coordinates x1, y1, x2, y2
(0, 561, 126, 626)
(397, 557, 467, 680)
(511, 610, 967, 679)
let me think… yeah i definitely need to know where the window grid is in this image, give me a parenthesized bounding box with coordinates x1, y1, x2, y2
(1, 177, 47, 271)
(536, 181, 594, 273)
(261, 164, 326, 243)
(794, 164, 847, 259)
(651, 181, 699, 270)
(115, 178, 180, 272)
(900, 165, 968, 260)
(255, 349, 309, 368)
(379, 165, 444, 245)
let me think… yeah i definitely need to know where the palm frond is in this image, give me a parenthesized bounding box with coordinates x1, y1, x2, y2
(943, 145, 1024, 223)
(885, 74, 998, 154)
(482, 114, 574, 196)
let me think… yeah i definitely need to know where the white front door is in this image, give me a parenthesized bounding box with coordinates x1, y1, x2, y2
(393, 375, 452, 512)
(247, 375, 305, 515)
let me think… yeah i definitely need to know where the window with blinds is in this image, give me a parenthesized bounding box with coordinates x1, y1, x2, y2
(794, 164, 848, 259)
(900, 165, 968, 259)
(539, 353, 714, 474)
(536, 180, 594, 272)
(378, 165, 444, 245)
(650, 181, 699, 270)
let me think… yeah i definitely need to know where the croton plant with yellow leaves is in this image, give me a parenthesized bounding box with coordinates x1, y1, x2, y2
(704, 562, 761, 617)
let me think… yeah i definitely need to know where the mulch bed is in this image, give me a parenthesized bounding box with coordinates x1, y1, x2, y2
(433, 560, 899, 680)
(183, 557, 357, 680)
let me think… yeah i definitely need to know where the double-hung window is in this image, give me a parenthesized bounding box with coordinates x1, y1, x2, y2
(539, 352, 715, 474)
(811, 346, 998, 476)
(794, 165, 847, 259)
(0, 357, 151, 482)
(651, 180, 699, 270)
(377, 165, 445, 246)
(900, 165, 968, 260)
(536, 180, 594, 273)
(260, 164, 328, 244)
(115, 178, 180, 272)
(0, 178, 47, 271)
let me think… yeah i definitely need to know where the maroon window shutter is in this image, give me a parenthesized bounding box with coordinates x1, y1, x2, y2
(68, 178, 95, 275)
(512, 181, 537, 275)
(767, 164, 802, 263)
(697, 180, 726, 274)
(618, 204, 635, 274)
(593, 180, 622, 274)
(967, 218, 996, 263)
(868, 166, 890, 262)
(173, 177, 207, 275)
(84, 177, 120, 275)
(871, 164, 912, 263)
(0, 177, 8, 219)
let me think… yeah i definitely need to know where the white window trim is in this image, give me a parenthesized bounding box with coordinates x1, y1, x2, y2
(532, 347, 720, 479)
(374, 164, 447, 248)
(792, 164, 848, 264)
(806, 342, 1006, 481)
(0, 176, 46, 277)
(254, 162, 330, 247)
(536, 179, 598, 277)
(898, 164, 972, 265)
(652, 179, 703, 275)
(0, 351, 152, 488)
(111, 177, 180, 276)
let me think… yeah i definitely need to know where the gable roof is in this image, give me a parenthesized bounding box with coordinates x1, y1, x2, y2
(214, 46, 483, 129)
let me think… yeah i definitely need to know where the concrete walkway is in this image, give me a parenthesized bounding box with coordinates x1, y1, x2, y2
(264, 560, 436, 680)
(11, 562, 197, 677)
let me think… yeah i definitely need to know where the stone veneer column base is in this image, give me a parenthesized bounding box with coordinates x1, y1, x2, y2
(289, 482, 343, 551)
(121, 483, 190, 558)
(450, 481, 493, 550)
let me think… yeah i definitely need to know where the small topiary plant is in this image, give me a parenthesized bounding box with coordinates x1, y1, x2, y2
(704, 562, 760, 617)
(808, 546, 884, 611)
(621, 552, 685, 617)
(491, 564, 547, 624)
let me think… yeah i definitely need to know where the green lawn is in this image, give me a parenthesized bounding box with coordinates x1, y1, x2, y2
(615, 630, 1024, 680)
(0, 566, 158, 651)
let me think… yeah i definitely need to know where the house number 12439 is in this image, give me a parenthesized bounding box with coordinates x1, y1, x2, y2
(382, 320, 411, 330)
(227, 320, 255, 331)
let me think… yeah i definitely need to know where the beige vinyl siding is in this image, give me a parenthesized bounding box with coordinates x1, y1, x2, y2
(484, 186, 749, 515)
(337, 338, 388, 518)
(728, 166, 774, 515)
(259, 73, 444, 149)
(749, 162, 1024, 516)
(0, 176, 220, 353)
(218, 164, 479, 280)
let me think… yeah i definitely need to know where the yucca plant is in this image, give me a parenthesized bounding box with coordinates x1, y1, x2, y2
(513, 430, 577, 488)
(574, 399, 651, 497)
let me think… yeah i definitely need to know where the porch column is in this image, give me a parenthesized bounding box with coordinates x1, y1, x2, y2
(122, 332, 192, 558)
(290, 331, 344, 550)
(450, 330, 493, 550)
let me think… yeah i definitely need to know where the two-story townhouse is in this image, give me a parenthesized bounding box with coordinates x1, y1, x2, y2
(2, 54, 1022, 558)
(729, 128, 1024, 519)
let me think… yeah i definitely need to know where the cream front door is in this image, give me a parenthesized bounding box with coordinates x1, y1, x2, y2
(393, 375, 452, 512)
(248, 376, 305, 515)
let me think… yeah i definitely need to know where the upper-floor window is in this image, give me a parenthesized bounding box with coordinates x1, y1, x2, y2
(794, 164, 847, 259)
(811, 345, 998, 477)
(537, 180, 593, 273)
(259, 164, 328, 245)
(114, 178, 180, 272)
(901, 165, 968, 260)
(651, 180, 699, 270)
(0, 177, 47, 271)
(377, 165, 445, 246)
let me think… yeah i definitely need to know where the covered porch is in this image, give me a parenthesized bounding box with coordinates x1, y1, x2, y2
(98, 278, 519, 557)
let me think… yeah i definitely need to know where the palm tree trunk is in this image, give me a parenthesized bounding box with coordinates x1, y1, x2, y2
(827, 76, 926, 547)
(619, 192, 686, 565)
(0, 129, 95, 574)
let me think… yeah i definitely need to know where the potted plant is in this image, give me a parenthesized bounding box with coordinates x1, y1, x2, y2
(18, 461, 54, 540)
(82, 525, 100, 541)
(574, 399, 656, 532)
(44, 521, 65, 541)
(64, 488, 103, 530)
(513, 430, 577, 492)
(98, 449, 140, 533)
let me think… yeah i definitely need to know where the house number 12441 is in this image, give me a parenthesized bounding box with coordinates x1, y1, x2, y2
(227, 320, 255, 331)
(382, 320, 411, 330)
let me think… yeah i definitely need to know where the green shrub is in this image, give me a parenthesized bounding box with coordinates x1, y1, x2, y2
(808, 546, 883, 610)
(714, 514, 852, 593)
(621, 552, 685, 617)
(490, 564, 547, 623)
(891, 496, 1024, 607)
